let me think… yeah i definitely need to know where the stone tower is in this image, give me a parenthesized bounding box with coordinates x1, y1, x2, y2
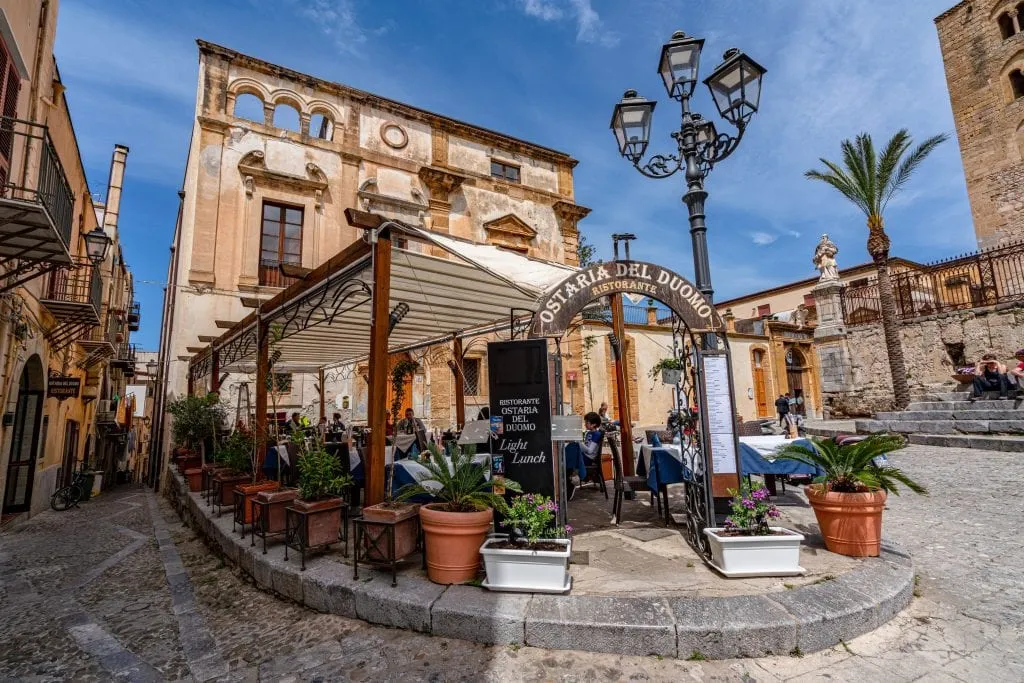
(936, 1, 1024, 249)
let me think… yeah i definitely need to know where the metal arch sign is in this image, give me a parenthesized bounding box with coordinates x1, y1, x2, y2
(529, 260, 723, 337)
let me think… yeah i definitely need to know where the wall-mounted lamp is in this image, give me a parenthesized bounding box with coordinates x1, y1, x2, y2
(82, 227, 112, 265)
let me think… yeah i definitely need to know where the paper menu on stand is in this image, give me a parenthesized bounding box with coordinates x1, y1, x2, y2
(702, 354, 737, 474)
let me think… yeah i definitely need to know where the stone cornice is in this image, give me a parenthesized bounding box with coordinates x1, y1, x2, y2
(483, 214, 538, 239)
(238, 151, 328, 191)
(553, 201, 591, 227)
(418, 166, 466, 197)
(196, 39, 578, 168)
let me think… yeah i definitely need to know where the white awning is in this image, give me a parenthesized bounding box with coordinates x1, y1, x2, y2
(211, 222, 578, 374)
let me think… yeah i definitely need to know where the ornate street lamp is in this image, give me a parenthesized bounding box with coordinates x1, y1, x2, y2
(610, 30, 766, 303)
(82, 227, 112, 265)
(146, 359, 158, 375)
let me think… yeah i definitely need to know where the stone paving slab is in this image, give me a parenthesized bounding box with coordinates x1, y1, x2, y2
(168, 468, 916, 661)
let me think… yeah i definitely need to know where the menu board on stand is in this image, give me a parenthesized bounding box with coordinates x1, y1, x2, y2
(700, 352, 741, 497)
(487, 340, 555, 507)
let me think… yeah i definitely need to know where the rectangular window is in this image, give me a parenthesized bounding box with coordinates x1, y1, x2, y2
(463, 358, 481, 396)
(490, 160, 520, 183)
(0, 35, 22, 187)
(259, 201, 303, 287)
(756, 303, 771, 317)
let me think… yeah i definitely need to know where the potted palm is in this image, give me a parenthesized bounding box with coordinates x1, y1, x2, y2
(396, 444, 521, 584)
(480, 494, 572, 593)
(703, 482, 805, 577)
(291, 436, 353, 548)
(775, 435, 927, 557)
(649, 357, 683, 385)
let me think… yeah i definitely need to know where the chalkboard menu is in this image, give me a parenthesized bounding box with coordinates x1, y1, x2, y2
(487, 340, 554, 501)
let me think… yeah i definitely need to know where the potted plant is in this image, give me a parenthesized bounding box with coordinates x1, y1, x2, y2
(396, 444, 521, 584)
(703, 482, 805, 577)
(232, 425, 280, 525)
(212, 430, 252, 507)
(167, 394, 227, 471)
(776, 434, 927, 557)
(649, 357, 683, 385)
(291, 436, 353, 548)
(480, 494, 572, 593)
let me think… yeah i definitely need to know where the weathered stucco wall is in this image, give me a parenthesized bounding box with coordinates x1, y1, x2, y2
(826, 304, 1024, 416)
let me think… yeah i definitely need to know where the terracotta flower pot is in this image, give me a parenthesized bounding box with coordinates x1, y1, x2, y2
(292, 497, 344, 547)
(805, 485, 887, 557)
(361, 502, 420, 561)
(254, 488, 298, 534)
(419, 504, 493, 585)
(215, 473, 250, 505)
(236, 480, 280, 524)
(185, 468, 204, 492)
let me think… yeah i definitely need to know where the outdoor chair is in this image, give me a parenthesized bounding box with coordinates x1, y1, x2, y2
(578, 434, 607, 498)
(609, 433, 655, 524)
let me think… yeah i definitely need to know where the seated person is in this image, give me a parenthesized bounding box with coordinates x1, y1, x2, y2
(971, 353, 1011, 401)
(1010, 349, 1024, 390)
(567, 412, 603, 501)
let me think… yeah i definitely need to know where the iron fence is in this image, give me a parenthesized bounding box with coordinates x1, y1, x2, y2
(44, 258, 102, 312)
(0, 116, 74, 248)
(841, 241, 1024, 325)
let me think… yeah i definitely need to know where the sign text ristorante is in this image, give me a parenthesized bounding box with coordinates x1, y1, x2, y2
(531, 260, 723, 338)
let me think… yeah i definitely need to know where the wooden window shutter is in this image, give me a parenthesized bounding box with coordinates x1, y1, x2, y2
(0, 38, 20, 188)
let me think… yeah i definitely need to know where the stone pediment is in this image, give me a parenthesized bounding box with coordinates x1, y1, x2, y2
(483, 214, 537, 240)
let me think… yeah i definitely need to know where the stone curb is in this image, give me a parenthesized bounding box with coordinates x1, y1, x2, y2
(167, 471, 915, 660)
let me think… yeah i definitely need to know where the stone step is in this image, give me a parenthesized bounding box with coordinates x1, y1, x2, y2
(924, 391, 1022, 402)
(906, 400, 1024, 412)
(875, 409, 1024, 421)
(909, 433, 1024, 453)
(855, 419, 1024, 435)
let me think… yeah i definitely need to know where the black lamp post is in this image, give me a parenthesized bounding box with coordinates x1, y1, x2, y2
(610, 30, 766, 303)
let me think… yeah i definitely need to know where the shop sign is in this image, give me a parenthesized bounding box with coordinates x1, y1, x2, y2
(47, 373, 81, 401)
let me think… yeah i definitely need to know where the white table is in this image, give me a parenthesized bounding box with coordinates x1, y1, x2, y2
(737, 435, 793, 460)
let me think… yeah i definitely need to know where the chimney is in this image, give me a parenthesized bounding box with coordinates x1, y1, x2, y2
(102, 144, 130, 236)
(723, 307, 736, 333)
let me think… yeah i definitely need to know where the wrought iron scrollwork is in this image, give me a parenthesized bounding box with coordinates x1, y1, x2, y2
(671, 314, 714, 560)
(276, 279, 372, 342)
(635, 153, 682, 179)
(218, 329, 258, 369)
(189, 352, 212, 388)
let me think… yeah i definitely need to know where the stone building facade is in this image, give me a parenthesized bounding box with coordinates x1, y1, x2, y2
(936, 0, 1024, 248)
(0, 1, 140, 517)
(158, 41, 587, 439)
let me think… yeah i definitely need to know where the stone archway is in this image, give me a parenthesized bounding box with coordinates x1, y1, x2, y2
(3, 355, 45, 514)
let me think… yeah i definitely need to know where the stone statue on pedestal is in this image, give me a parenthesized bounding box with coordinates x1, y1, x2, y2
(812, 233, 840, 282)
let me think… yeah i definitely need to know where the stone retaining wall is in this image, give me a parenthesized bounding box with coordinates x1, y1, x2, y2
(167, 469, 915, 660)
(827, 304, 1024, 416)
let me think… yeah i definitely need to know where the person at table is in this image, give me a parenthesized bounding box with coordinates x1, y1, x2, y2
(283, 412, 303, 434)
(396, 408, 428, 452)
(565, 412, 603, 501)
(597, 402, 618, 431)
(327, 412, 346, 441)
(775, 394, 791, 427)
(316, 415, 328, 438)
(971, 353, 1011, 401)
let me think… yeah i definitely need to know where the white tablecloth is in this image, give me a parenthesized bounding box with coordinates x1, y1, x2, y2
(737, 435, 792, 459)
(638, 443, 683, 471)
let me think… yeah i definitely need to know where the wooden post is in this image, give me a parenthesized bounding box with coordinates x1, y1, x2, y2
(452, 336, 465, 430)
(187, 366, 194, 397)
(366, 228, 392, 506)
(318, 368, 326, 421)
(610, 295, 636, 475)
(210, 349, 221, 394)
(255, 322, 269, 470)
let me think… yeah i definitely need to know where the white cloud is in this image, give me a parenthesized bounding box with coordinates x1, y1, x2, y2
(516, 0, 618, 46)
(750, 232, 778, 246)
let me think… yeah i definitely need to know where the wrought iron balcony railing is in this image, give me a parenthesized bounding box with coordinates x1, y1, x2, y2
(111, 343, 136, 368)
(127, 301, 141, 331)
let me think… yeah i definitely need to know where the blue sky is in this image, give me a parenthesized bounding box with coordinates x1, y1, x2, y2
(54, 0, 974, 349)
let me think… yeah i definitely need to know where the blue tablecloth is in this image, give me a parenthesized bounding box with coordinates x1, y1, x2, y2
(564, 442, 588, 480)
(639, 439, 822, 492)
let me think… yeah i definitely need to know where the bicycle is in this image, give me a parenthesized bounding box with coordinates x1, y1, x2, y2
(50, 470, 89, 511)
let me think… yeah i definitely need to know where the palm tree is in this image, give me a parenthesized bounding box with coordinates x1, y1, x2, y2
(806, 130, 947, 409)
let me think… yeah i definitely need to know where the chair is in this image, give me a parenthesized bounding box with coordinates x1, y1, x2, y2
(578, 436, 607, 499)
(609, 434, 654, 524)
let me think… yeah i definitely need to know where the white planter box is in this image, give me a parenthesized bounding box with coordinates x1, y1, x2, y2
(704, 527, 805, 578)
(480, 537, 571, 594)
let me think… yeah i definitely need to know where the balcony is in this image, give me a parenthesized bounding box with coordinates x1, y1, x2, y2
(77, 322, 118, 369)
(96, 399, 118, 426)
(40, 259, 102, 349)
(110, 343, 136, 369)
(127, 301, 141, 331)
(0, 117, 74, 291)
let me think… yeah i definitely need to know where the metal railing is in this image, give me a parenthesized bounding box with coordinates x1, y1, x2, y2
(96, 399, 117, 425)
(44, 259, 102, 312)
(580, 303, 665, 326)
(258, 259, 300, 288)
(127, 302, 141, 330)
(112, 343, 136, 366)
(0, 116, 74, 249)
(841, 241, 1024, 325)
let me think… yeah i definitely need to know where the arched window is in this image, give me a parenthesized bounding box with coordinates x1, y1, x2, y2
(233, 93, 264, 122)
(1011, 69, 1024, 99)
(998, 12, 1015, 39)
(309, 113, 334, 140)
(273, 103, 300, 131)
(752, 349, 764, 369)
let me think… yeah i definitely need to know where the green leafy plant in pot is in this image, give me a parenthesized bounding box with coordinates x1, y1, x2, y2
(649, 357, 684, 385)
(167, 394, 227, 459)
(290, 433, 354, 549)
(775, 434, 927, 557)
(396, 443, 522, 584)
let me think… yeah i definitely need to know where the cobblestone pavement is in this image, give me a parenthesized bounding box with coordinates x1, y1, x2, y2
(1, 444, 1022, 682)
